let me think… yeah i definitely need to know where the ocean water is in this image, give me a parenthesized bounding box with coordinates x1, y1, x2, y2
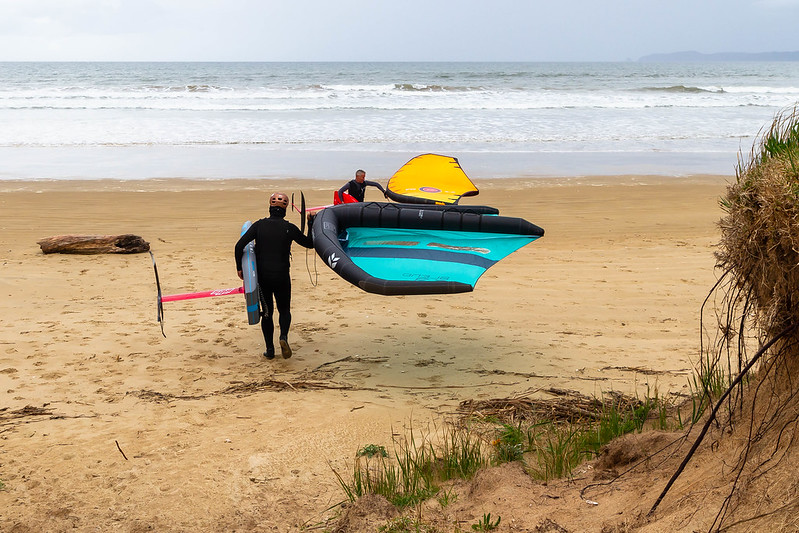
(1, 61, 798, 181)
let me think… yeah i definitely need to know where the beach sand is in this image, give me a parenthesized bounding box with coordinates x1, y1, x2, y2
(0, 175, 731, 531)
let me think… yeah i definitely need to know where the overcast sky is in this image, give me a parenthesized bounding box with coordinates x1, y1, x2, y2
(1, 0, 798, 62)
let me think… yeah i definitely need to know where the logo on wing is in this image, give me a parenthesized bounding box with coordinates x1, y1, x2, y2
(328, 253, 340, 269)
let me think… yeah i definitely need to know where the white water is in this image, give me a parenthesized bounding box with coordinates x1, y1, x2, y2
(1, 61, 797, 179)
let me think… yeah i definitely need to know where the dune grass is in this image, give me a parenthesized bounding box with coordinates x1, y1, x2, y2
(331, 422, 487, 509)
(522, 391, 669, 481)
(331, 383, 717, 510)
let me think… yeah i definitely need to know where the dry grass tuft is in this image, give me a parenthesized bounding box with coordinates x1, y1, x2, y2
(718, 105, 799, 338)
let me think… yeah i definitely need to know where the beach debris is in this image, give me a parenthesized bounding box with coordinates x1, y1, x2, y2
(457, 388, 642, 423)
(0, 405, 55, 423)
(37, 234, 150, 254)
(127, 377, 357, 403)
(115, 440, 129, 460)
(0, 405, 93, 434)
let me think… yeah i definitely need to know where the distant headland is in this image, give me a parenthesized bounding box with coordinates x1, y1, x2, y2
(639, 50, 799, 62)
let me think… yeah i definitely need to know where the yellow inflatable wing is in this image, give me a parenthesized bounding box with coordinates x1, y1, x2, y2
(386, 154, 479, 205)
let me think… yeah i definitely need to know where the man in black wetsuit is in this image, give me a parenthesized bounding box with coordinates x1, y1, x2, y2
(338, 169, 387, 202)
(235, 192, 313, 360)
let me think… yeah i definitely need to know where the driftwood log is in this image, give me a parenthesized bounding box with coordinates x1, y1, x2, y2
(37, 234, 150, 254)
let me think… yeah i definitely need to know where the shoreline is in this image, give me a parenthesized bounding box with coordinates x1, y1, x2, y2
(0, 144, 742, 182)
(0, 172, 732, 192)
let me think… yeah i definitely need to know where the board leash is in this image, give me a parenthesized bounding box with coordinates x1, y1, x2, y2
(291, 191, 318, 287)
(305, 246, 319, 287)
(300, 191, 319, 286)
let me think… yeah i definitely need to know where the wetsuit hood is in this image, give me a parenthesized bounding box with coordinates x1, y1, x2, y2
(269, 206, 287, 218)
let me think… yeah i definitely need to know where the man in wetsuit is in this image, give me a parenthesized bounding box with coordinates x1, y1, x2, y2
(235, 192, 313, 360)
(338, 169, 387, 202)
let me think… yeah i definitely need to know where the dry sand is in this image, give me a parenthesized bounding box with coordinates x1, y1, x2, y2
(0, 175, 733, 531)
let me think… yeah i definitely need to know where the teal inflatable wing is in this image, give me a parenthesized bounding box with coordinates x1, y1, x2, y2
(312, 202, 544, 295)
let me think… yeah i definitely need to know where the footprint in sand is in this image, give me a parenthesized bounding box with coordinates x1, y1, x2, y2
(1, 367, 19, 378)
(422, 374, 443, 385)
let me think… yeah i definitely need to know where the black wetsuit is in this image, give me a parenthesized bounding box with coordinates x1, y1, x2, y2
(338, 179, 386, 202)
(235, 215, 313, 351)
